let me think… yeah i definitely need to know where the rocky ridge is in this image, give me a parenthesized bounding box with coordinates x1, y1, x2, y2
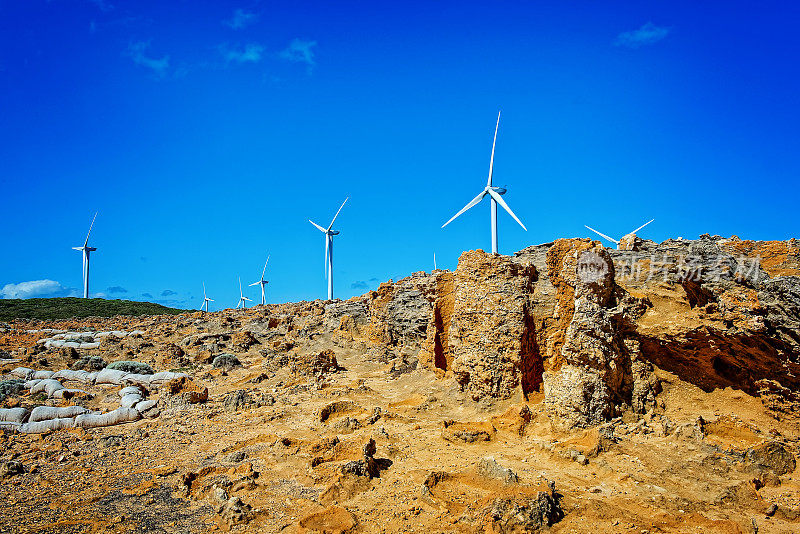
(0, 234, 799, 533)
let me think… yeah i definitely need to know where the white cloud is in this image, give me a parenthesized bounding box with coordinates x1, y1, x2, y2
(615, 22, 670, 49)
(126, 41, 170, 76)
(279, 38, 317, 69)
(0, 280, 78, 299)
(221, 43, 264, 64)
(224, 9, 258, 30)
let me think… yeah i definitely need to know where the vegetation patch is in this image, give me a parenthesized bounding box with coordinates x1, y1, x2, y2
(0, 298, 184, 321)
(106, 361, 154, 375)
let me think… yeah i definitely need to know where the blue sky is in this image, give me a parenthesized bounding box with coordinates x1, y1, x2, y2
(1, 1, 798, 309)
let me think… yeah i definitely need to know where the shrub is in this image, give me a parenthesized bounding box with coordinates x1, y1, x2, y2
(72, 356, 107, 371)
(0, 379, 24, 402)
(106, 361, 154, 375)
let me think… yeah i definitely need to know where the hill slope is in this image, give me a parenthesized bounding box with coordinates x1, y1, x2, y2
(0, 297, 184, 320)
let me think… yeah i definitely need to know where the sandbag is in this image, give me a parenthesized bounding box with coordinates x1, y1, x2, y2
(119, 386, 142, 397)
(79, 342, 100, 349)
(0, 407, 29, 424)
(52, 369, 93, 383)
(0, 421, 20, 431)
(20, 417, 75, 434)
(135, 399, 157, 414)
(149, 371, 188, 385)
(94, 368, 127, 385)
(24, 379, 42, 390)
(121, 373, 153, 387)
(29, 406, 91, 422)
(30, 379, 64, 397)
(120, 393, 143, 408)
(74, 407, 140, 428)
(32, 370, 54, 380)
(10, 367, 34, 379)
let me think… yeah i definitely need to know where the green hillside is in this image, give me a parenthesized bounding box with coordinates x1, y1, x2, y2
(0, 298, 185, 321)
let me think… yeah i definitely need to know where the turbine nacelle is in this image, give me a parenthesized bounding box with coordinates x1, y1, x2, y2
(309, 197, 349, 300)
(441, 112, 527, 254)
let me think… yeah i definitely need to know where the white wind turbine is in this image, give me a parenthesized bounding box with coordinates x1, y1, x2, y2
(584, 219, 655, 249)
(200, 282, 214, 312)
(309, 197, 348, 300)
(442, 111, 527, 254)
(249, 255, 270, 306)
(235, 277, 252, 309)
(72, 212, 98, 299)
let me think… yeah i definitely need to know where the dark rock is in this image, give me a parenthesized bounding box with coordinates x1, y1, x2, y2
(60, 346, 80, 360)
(746, 441, 797, 476)
(212, 354, 241, 371)
(485, 492, 562, 532)
(0, 460, 24, 478)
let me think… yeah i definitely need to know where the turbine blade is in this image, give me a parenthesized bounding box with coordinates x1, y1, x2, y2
(441, 190, 487, 228)
(327, 197, 349, 231)
(309, 220, 326, 232)
(239, 277, 243, 297)
(208, 298, 214, 302)
(72, 247, 83, 251)
(585, 225, 619, 245)
(262, 255, 270, 278)
(84, 212, 97, 247)
(249, 281, 260, 286)
(243, 297, 252, 301)
(487, 111, 501, 187)
(629, 218, 655, 236)
(487, 188, 527, 231)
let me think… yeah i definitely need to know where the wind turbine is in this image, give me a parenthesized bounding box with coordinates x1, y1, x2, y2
(235, 277, 252, 309)
(249, 255, 270, 306)
(72, 212, 98, 299)
(309, 197, 348, 300)
(200, 282, 214, 312)
(584, 219, 655, 249)
(441, 111, 527, 254)
(434, 252, 437, 271)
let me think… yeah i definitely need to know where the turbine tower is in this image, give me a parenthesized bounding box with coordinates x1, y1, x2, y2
(235, 277, 252, 309)
(442, 111, 527, 254)
(309, 197, 348, 300)
(201, 282, 214, 312)
(584, 219, 655, 249)
(249, 255, 270, 306)
(72, 212, 98, 299)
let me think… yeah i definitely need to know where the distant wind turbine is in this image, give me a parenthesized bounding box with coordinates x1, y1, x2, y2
(584, 219, 655, 249)
(200, 282, 214, 312)
(249, 255, 270, 306)
(72, 212, 98, 299)
(235, 277, 252, 309)
(441, 111, 527, 254)
(309, 197, 348, 300)
(434, 252, 437, 271)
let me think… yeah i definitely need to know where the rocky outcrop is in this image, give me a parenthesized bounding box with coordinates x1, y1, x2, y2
(420, 250, 540, 400)
(540, 243, 654, 426)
